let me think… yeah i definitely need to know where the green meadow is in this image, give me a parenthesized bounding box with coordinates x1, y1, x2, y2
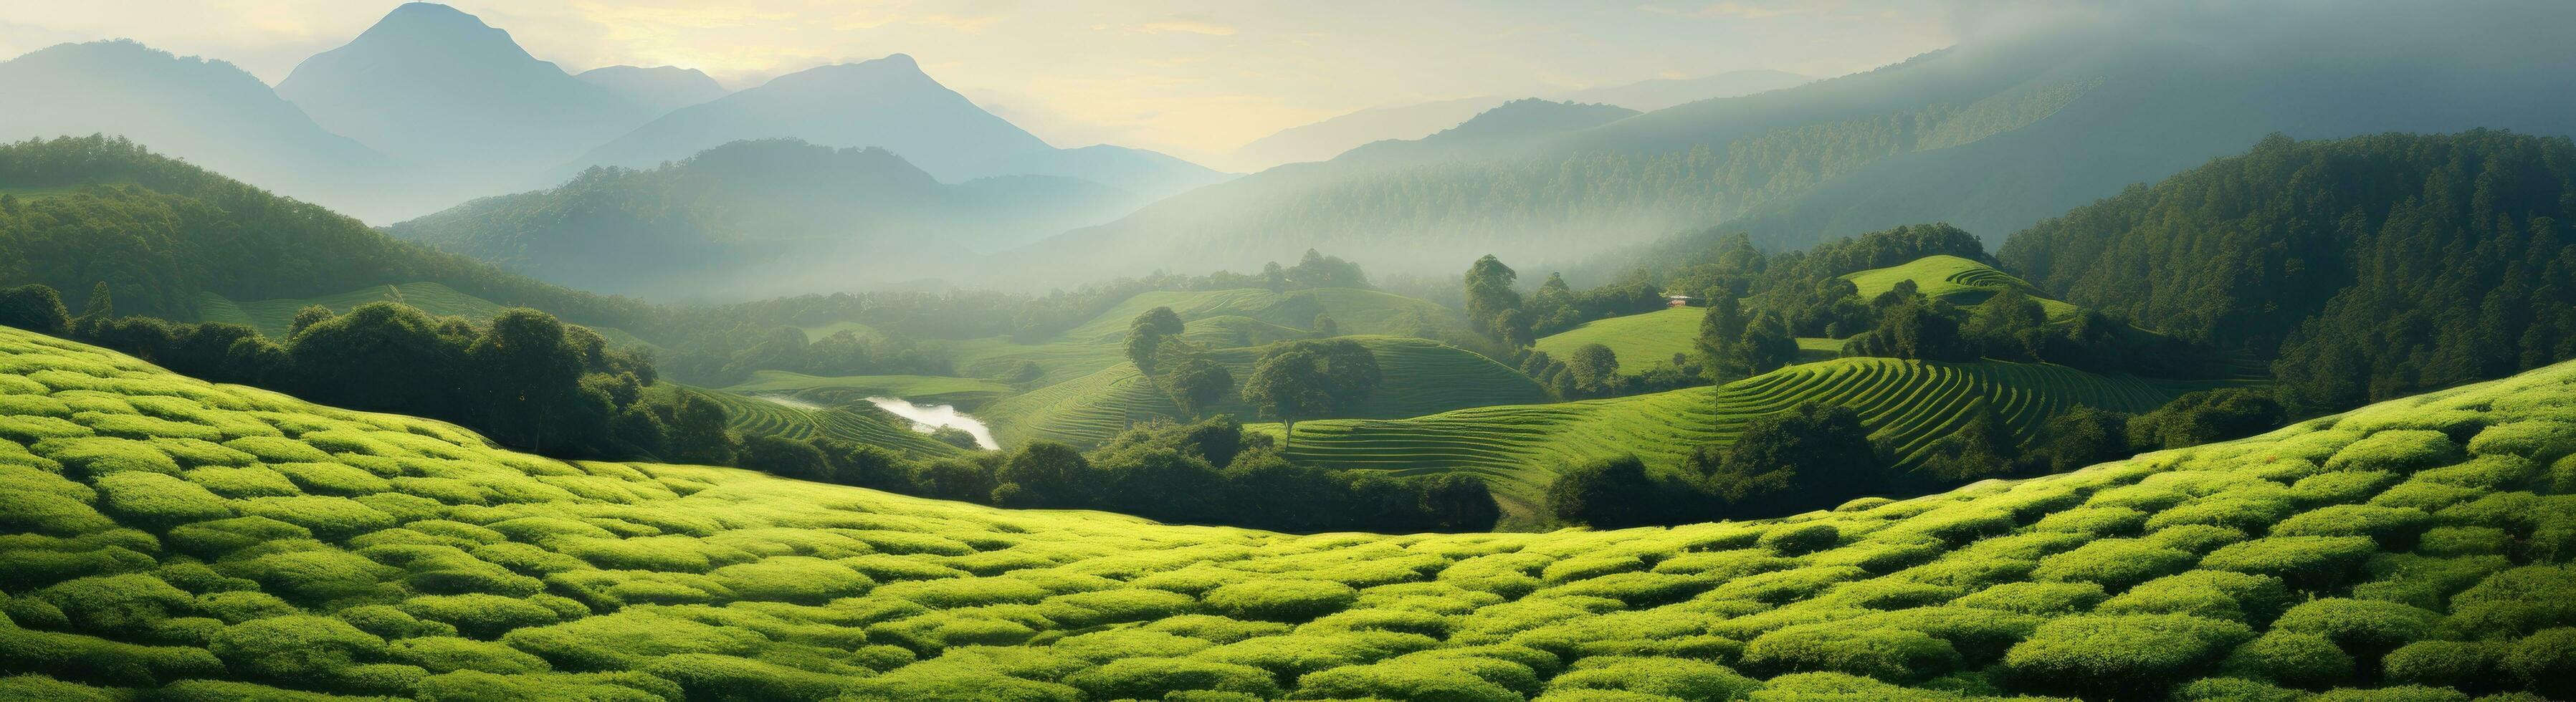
(1531, 307, 1703, 374)
(4, 324, 2575, 700)
(1260, 357, 2218, 526)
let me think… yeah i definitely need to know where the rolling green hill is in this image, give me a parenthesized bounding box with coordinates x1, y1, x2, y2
(1261, 357, 2214, 526)
(4, 323, 2572, 701)
(1841, 255, 2079, 320)
(952, 287, 1489, 385)
(644, 383, 965, 458)
(982, 335, 1549, 448)
(718, 371, 1015, 412)
(192, 282, 660, 351)
(1530, 307, 1702, 373)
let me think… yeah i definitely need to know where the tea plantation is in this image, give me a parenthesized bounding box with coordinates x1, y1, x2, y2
(642, 383, 966, 459)
(5, 324, 2576, 701)
(1841, 256, 2079, 320)
(1266, 357, 2215, 526)
(950, 287, 1485, 385)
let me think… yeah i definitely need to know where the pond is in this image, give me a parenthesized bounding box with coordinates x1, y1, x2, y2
(862, 396, 999, 450)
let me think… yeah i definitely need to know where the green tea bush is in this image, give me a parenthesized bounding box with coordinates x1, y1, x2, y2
(873, 575, 1051, 609)
(2325, 431, 2463, 474)
(2291, 470, 2400, 506)
(268, 462, 392, 496)
(2415, 526, 2511, 557)
(1849, 607, 2042, 663)
(1145, 615, 1293, 645)
(2498, 628, 2576, 700)
(389, 636, 551, 675)
(2382, 640, 2503, 691)
(37, 436, 181, 476)
(1650, 549, 1793, 579)
(1998, 614, 2254, 699)
(396, 593, 566, 640)
(0, 626, 227, 687)
(206, 615, 386, 683)
(90, 471, 231, 528)
(2143, 524, 2251, 554)
(639, 652, 851, 701)
(2220, 631, 2355, 689)
(2146, 496, 2296, 534)
(1543, 655, 1760, 700)
(502, 610, 768, 670)
(1951, 581, 2107, 615)
(183, 466, 300, 498)
(2200, 536, 2377, 592)
(217, 547, 396, 604)
(2304, 685, 2476, 702)
(1036, 588, 1198, 628)
(2032, 506, 2150, 537)
(2098, 570, 2296, 625)
(335, 605, 456, 639)
(2373, 481, 2487, 512)
(707, 557, 875, 605)
(1741, 625, 1962, 682)
(1536, 572, 1715, 607)
(1759, 523, 1843, 555)
(194, 590, 299, 623)
(2443, 565, 2576, 638)
(2271, 505, 2436, 548)
(234, 496, 397, 540)
(411, 670, 683, 701)
(1292, 656, 1531, 701)
(1061, 657, 1280, 699)
(1203, 580, 1357, 622)
(0, 675, 120, 702)
(2467, 420, 2576, 461)
(35, 573, 195, 637)
(2030, 539, 2197, 592)
(2272, 598, 2438, 660)
(1049, 630, 1212, 663)
(1188, 630, 1434, 681)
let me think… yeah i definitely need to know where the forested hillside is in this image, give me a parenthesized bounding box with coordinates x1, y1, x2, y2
(2002, 130, 2576, 414)
(391, 138, 1148, 300)
(1012, 2, 2576, 289)
(9, 324, 2576, 700)
(0, 135, 647, 327)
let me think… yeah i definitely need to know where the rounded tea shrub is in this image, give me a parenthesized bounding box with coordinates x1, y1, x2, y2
(1062, 657, 1281, 700)
(1741, 625, 1962, 682)
(2030, 539, 2198, 592)
(1759, 523, 1841, 556)
(2324, 430, 2463, 474)
(2271, 505, 2435, 548)
(1202, 580, 1358, 622)
(207, 615, 388, 682)
(1998, 614, 2255, 699)
(91, 471, 232, 528)
(2219, 631, 2355, 689)
(2199, 536, 2377, 592)
(2382, 640, 2503, 691)
(2499, 627, 2576, 700)
(1542, 655, 1760, 700)
(1950, 581, 2107, 615)
(2271, 598, 2438, 660)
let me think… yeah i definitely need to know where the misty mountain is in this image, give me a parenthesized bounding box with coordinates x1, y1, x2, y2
(1006, 1, 2576, 288)
(558, 54, 1228, 201)
(276, 3, 657, 189)
(391, 138, 1145, 301)
(0, 40, 394, 216)
(1332, 99, 1638, 166)
(577, 64, 730, 113)
(1555, 69, 1811, 112)
(1218, 97, 1507, 172)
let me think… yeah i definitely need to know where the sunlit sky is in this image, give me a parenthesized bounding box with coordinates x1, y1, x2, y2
(0, 1, 1966, 161)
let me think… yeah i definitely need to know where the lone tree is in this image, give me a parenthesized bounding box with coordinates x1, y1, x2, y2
(1125, 306, 1186, 373)
(1697, 289, 1747, 381)
(1241, 340, 1381, 448)
(1702, 403, 1883, 516)
(1464, 255, 1530, 347)
(80, 281, 113, 319)
(0, 284, 70, 334)
(1163, 355, 1234, 417)
(1547, 455, 1659, 528)
(1566, 343, 1621, 397)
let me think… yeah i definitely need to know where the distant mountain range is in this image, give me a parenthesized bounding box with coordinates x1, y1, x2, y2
(1007, 1, 2576, 287)
(0, 1, 1226, 223)
(389, 138, 1145, 301)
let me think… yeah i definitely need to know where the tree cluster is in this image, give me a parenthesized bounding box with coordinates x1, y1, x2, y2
(1242, 340, 1382, 446)
(1547, 403, 1886, 528)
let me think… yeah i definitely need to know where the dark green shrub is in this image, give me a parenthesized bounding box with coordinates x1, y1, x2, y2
(2382, 640, 2503, 691)
(1142, 615, 1292, 645)
(412, 670, 683, 701)
(2170, 677, 2315, 702)
(2307, 686, 2474, 702)
(2031, 538, 2198, 592)
(2032, 506, 2150, 537)
(1203, 580, 1357, 622)
(0, 674, 116, 702)
(34, 573, 194, 637)
(640, 653, 850, 701)
(1849, 606, 2042, 663)
(1292, 656, 1529, 701)
(194, 590, 298, 623)
(2145, 524, 2251, 554)
(1998, 614, 2255, 700)
(217, 546, 396, 605)
(2147, 496, 2296, 534)
(2443, 565, 2576, 638)
(2274, 598, 2438, 662)
(2220, 631, 2355, 689)
(1742, 625, 1962, 682)
(706, 557, 874, 605)
(2200, 536, 2377, 592)
(2274, 505, 2436, 549)
(0, 626, 225, 687)
(336, 605, 456, 640)
(2291, 470, 2400, 506)
(502, 610, 768, 670)
(234, 496, 398, 540)
(2499, 628, 2576, 701)
(2416, 526, 2511, 557)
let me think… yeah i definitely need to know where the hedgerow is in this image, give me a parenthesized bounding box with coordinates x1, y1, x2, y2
(8, 327, 2576, 698)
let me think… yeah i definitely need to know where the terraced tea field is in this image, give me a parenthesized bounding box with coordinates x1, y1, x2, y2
(1531, 307, 1702, 373)
(5, 323, 2572, 701)
(645, 383, 966, 458)
(982, 336, 1549, 448)
(1264, 357, 2215, 525)
(193, 282, 660, 350)
(1841, 256, 2079, 319)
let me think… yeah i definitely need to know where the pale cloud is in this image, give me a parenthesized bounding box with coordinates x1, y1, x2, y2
(1130, 19, 1237, 37)
(0, 0, 1957, 158)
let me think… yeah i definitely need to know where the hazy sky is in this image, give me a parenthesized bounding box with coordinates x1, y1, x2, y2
(0, 1, 1961, 160)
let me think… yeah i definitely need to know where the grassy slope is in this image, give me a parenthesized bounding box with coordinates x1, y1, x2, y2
(1841, 255, 2080, 320)
(644, 383, 964, 459)
(950, 287, 1487, 385)
(981, 335, 1550, 448)
(1531, 307, 1702, 373)
(3, 323, 2570, 701)
(1261, 357, 2217, 526)
(194, 282, 661, 352)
